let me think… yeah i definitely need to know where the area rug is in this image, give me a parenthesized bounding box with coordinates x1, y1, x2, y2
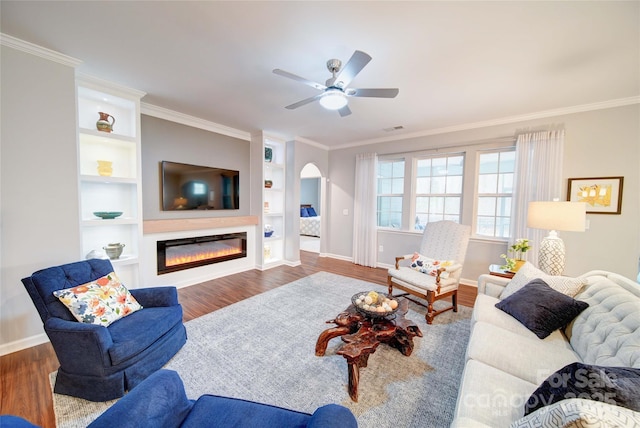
(51, 271, 472, 428)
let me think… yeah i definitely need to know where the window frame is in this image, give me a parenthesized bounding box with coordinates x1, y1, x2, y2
(473, 147, 516, 239)
(412, 152, 465, 230)
(376, 157, 406, 230)
(376, 141, 516, 241)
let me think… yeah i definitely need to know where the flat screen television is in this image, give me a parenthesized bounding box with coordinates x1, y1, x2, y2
(161, 161, 239, 211)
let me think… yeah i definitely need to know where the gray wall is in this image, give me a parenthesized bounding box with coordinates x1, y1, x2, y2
(301, 178, 320, 211)
(327, 104, 640, 281)
(141, 115, 251, 219)
(1, 46, 81, 347)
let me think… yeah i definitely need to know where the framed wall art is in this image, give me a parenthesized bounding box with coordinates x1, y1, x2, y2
(567, 176, 624, 214)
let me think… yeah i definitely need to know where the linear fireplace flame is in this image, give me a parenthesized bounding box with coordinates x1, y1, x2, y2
(157, 232, 247, 275)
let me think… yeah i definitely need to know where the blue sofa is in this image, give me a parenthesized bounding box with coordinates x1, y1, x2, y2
(21, 259, 187, 401)
(0, 370, 358, 427)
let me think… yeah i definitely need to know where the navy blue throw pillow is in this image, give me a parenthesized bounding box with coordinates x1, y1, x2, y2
(525, 362, 640, 415)
(300, 207, 309, 217)
(495, 278, 589, 339)
(307, 207, 318, 217)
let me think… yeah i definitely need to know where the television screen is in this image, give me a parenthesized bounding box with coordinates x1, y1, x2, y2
(161, 161, 239, 211)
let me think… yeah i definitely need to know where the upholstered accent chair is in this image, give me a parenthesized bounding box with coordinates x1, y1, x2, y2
(387, 220, 471, 324)
(22, 259, 187, 401)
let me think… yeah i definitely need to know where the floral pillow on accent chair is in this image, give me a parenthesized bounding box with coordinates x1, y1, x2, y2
(410, 253, 455, 279)
(53, 272, 142, 327)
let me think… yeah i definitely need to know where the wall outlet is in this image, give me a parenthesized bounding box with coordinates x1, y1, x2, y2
(379, 245, 384, 252)
(342, 209, 349, 216)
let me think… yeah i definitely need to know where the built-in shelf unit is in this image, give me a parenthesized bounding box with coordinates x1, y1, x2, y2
(251, 132, 286, 269)
(76, 76, 145, 286)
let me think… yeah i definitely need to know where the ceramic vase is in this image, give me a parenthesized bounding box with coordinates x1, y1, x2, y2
(96, 112, 115, 133)
(103, 243, 125, 260)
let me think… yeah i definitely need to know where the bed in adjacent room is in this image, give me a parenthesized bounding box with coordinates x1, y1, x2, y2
(300, 204, 320, 237)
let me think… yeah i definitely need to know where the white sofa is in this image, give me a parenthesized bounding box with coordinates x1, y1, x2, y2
(451, 268, 640, 427)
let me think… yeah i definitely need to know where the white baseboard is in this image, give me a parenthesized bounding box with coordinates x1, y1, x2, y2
(0, 333, 49, 357)
(324, 253, 352, 262)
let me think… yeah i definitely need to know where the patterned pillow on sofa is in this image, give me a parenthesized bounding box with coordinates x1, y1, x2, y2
(53, 272, 142, 327)
(510, 398, 640, 428)
(500, 262, 587, 300)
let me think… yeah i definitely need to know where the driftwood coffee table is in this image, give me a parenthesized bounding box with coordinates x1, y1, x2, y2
(315, 297, 422, 402)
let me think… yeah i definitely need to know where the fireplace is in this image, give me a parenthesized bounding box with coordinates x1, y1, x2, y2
(157, 232, 247, 274)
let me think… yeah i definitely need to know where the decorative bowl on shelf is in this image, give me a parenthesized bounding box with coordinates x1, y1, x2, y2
(103, 243, 125, 259)
(93, 211, 123, 220)
(351, 291, 399, 319)
(264, 230, 274, 238)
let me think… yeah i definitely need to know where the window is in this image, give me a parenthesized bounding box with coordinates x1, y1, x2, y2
(377, 159, 404, 228)
(476, 149, 515, 238)
(375, 142, 515, 236)
(414, 154, 464, 230)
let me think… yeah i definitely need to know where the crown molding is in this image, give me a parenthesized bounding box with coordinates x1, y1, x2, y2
(293, 136, 329, 151)
(332, 96, 640, 150)
(77, 73, 146, 99)
(0, 33, 82, 67)
(141, 103, 251, 141)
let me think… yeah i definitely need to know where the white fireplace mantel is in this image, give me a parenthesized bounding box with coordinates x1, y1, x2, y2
(143, 216, 258, 235)
(141, 216, 258, 288)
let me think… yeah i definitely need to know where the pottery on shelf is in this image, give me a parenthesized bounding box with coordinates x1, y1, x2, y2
(97, 160, 113, 177)
(264, 180, 273, 188)
(93, 211, 123, 219)
(103, 243, 125, 260)
(264, 146, 273, 163)
(96, 112, 115, 133)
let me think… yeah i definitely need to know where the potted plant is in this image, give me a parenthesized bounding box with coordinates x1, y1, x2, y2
(500, 238, 532, 272)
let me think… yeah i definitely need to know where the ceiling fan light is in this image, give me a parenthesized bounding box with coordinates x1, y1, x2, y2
(319, 90, 348, 110)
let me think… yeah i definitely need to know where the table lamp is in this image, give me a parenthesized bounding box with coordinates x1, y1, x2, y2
(527, 201, 586, 275)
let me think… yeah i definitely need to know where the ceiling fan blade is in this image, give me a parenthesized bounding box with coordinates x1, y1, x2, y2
(273, 69, 326, 91)
(338, 105, 352, 117)
(347, 88, 399, 98)
(285, 94, 323, 110)
(332, 50, 372, 88)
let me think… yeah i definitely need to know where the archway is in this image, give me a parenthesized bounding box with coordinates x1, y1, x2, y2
(299, 163, 322, 253)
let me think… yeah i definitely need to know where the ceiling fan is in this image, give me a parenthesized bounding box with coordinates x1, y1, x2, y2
(273, 50, 399, 117)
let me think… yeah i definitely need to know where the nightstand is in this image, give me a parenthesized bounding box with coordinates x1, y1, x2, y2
(489, 264, 515, 279)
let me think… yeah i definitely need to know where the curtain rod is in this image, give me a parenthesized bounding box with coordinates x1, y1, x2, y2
(378, 136, 516, 158)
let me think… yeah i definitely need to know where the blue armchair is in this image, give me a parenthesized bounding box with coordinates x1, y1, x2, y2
(22, 259, 187, 401)
(1, 370, 358, 428)
(88, 369, 358, 428)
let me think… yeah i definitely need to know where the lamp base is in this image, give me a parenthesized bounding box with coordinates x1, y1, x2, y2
(538, 233, 565, 276)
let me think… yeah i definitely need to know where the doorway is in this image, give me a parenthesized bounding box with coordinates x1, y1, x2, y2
(300, 163, 322, 253)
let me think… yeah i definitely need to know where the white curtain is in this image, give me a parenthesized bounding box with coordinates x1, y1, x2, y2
(353, 153, 378, 267)
(510, 130, 565, 266)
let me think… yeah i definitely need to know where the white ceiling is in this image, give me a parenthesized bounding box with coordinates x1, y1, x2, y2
(1, 1, 638, 149)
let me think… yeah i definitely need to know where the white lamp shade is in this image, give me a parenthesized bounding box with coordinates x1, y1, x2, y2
(527, 201, 586, 232)
(319, 89, 348, 110)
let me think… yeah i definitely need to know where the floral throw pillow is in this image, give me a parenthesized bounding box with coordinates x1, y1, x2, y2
(409, 253, 454, 279)
(53, 272, 142, 327)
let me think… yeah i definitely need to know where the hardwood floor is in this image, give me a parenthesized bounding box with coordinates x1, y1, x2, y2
(0, 252, 476, 427)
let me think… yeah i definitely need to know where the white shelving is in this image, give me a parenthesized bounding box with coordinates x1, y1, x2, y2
(76, 77, 145, 286)
(252, 133, 286, 268)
